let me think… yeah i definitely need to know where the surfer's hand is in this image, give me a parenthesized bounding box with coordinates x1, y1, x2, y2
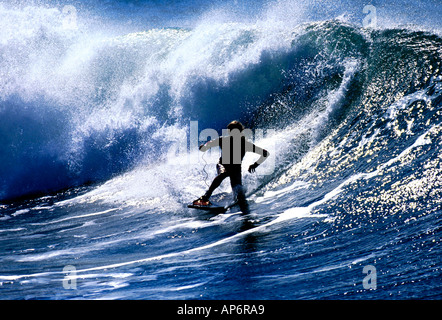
(248, 163, 258, 173)
(199, 144, 205, 150)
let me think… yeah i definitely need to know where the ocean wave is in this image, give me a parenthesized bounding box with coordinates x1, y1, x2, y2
(0, 3, 441, 203)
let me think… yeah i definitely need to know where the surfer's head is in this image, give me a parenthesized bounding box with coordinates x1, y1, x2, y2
(227, 120, 244, 133)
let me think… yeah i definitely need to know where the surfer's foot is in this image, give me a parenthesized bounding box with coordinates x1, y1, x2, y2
(193, 196, 211, 206)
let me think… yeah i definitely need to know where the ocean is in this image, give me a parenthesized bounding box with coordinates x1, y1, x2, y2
(0, 0, 441, 299)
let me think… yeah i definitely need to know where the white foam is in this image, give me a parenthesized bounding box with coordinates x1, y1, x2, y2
(45, 208, 119, 224)
(0, 227, 26, 233)
(255, 180, 309, 203)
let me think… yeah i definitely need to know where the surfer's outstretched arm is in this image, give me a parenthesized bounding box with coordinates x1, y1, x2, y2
(199, 138, 220, 152)
(248, 143, 270, 173)
(253, 144, 270, 165)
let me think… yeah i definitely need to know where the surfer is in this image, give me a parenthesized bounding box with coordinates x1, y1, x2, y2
(193, 120, 270, 212)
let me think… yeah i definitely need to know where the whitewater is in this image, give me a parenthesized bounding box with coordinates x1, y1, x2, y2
(0, 0, 441, 299)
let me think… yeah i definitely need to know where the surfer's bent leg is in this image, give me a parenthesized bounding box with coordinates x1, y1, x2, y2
(228, 166, 249, 214)
(203, 164, 229, 200)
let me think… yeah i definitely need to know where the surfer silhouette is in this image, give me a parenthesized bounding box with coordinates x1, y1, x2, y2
(193, 120, 269, 213)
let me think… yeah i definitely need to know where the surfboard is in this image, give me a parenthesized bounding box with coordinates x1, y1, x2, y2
(187, 192, 238, 212)
(187, 202, 227, 212)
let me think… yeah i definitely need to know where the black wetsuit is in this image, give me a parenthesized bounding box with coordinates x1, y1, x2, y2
(200, 134, 269, 204)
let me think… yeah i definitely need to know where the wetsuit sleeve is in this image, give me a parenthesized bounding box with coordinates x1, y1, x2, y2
(199, 137, 221, 151)
(248, 141, 270, 165)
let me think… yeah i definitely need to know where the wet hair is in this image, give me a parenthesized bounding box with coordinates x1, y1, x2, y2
(227, 120, 244, 132)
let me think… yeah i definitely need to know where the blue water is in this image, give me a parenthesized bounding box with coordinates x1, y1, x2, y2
(0, 0, 441, 299)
